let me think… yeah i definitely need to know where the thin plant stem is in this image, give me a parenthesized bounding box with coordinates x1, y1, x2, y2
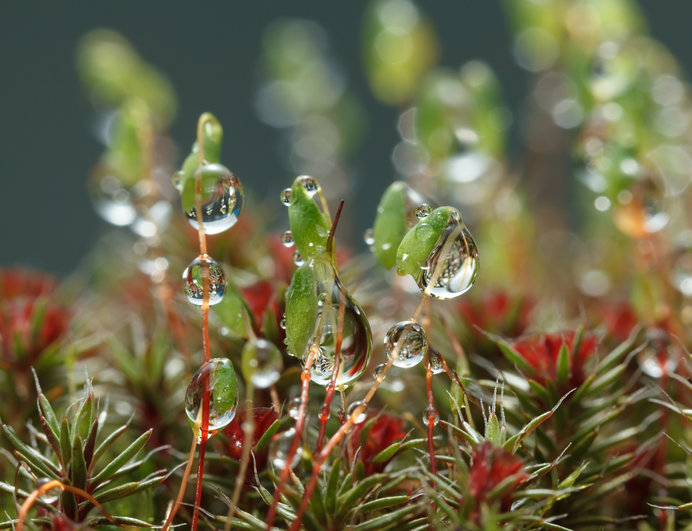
(16, 480, 115, 531)
(421, 300, 437, 477)
(162, 426, 200, 531)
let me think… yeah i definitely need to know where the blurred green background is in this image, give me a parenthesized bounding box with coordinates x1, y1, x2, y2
(0, 1, 687, 276)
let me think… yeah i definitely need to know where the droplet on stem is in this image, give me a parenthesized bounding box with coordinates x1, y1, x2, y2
(185, 358, 239, 433)
(182, 255, 227, 306)
(347, 400, 367, 424)
(184, 163, 244, 234)
(384, 320, 428, 368)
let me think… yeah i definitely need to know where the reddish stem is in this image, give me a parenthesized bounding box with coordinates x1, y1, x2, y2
(424, 350, 437, 476)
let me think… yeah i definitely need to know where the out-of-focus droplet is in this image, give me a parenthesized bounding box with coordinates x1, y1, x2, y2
(415, 203, 432, 219)
(182, 255, 226, 306)
(280, 188, 293, 206)
(673, 231, 692, 297)
(613, 174, 669, 238)
(37, 478, 59, 504)
(363, 228, 375, 246)
(384, 320, 428, 368)
(636, 329, 680, 378)
(184, 163, 244, 234)
(185, 358, 238, 433)
(281, 230, 295, 248)
(287, 397, 302, 420)
(89, 171, 137, 226)
(241, 338, 284, 389)
(347, 400, 367, 424)
(423, 406, 439, 426)
(418, 212, 479, 299)
(269, 428, 302, 469)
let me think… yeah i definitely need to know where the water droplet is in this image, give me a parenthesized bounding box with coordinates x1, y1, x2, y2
(184, 163, 244, 234)
(287, 397, 302, 420)
(182, 255, 227, 306)
(384, 320, 428, 368)
(418, 214, 479, 299)
(613, 174, 669, 238)
(297, 175, 320, 197)
(303, 262, 373, 388)
(280, 317, 287, 330)
(37, 478, 59, 504)
(363, 228, 375, 246)
(637, 329, 680, 378)
(280, 188, 292, 206)
(130, 192, 172, 238)
(293, 250, 305, 266)
(415, 204, 432, 219)
(423, 406, 439, 427)
(185, 358, 239, 432)
(373, 363, 386, 381)
(269, 429, 302, 469)
(241, 338, 284, 389)
(672, 231, 692, 297)
(347, 400, 367, 424)
(89, 171, 137, 226)
(281, 230, 295, 248)
(429, 351, 445, 374)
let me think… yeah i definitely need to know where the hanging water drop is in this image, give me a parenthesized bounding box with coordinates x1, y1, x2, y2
(429, 351, 445, 374)
(182, 255, 227, 306)
(280, 316, 287, 330)
(373, 363, 386, 381)
(241, 338, 284, 389)
(418, 212, 479, 299)
(281, 230, 295, 248)
(287, 397, 302, 420)
(423, 406, 440, 427)
(297, 175, 320, 197)
(363, 228, 375, 246)
(385, 320, 428, 368)
(303, 262, 373, 388)
(184, 163, 244, 234)
(269, 428, 302, 469)
(415, 203, 432, 219)
(347, 400, 368, 424)
(293, 250, 305, 266)
(280, 188, 292, 206)
(185, 358, 239, 433)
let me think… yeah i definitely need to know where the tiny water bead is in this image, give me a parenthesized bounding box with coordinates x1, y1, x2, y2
(287, 397, 302, 420)
(429, 351, 445, 374)
(293, 251, 305, 266)
(184, 163, 244, 235)
(636, 329, 680, 378)
(241, 338, 284, 389)
(363, 228, 375, 246)
(423, 406, 440, 427)
(185, 358, 239, 432)
(269, 428, 302, 469)
(182, 255, 227, 306)
(297, 175, 320, 197)
(280, 188, 292, 206)
(373, 363, 386, 381)
(418, 222, 480, 300)
(347, 400, 368, 424)
(281, 230, 295, 248)
(385, 320, 428, 368)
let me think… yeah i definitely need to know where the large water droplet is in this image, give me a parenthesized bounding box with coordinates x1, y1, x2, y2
(297, 175, 320, 197)
(185, 163, 244, 234)
(385, 320, 428, 368)
(185, 358, 239, 432)
(417, 214, 479, 299)
(183, 255, 227, 306)
(269, 428, 302, 469)
(241, 338, 284, 389)
(303, 262, 373, 388)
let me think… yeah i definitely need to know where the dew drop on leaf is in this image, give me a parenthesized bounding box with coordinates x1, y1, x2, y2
(280, 188, 292, 206)
(184, 163, 244, 234)
(415, 203, 432, 219)
(297, 175, 320, 197)
(185, 358, 238, 432)
(281, 230, 295, 248)
(385, 320, 428, 368)
(182, 255, 227, 306)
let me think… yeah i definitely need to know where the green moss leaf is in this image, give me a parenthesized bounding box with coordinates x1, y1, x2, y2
(285, 265, 319, 357)
(396, 206, 453, 278)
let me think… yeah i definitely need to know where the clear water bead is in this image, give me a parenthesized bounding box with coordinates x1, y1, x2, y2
(384, 320, 428, 368)
(423, 406, 440, 427)
(429, 351, 445, 374)
(363, 228, 375, 246)
(183, 255, 227, 306)
(347, 400, 368, 424)
(287, 397, 302, 420)
(293, 251, 305, 266)
(415, 204, 432, 219)
(418, 217, 480, 300)
(297, 175, 320, 197)
(184, 163, 244, 234)
(185, 358, 239, 433)
(281, 230, 295, 248)
(280, 188, 293, 206)
(241, 338, 284, 389)
(269, 429, 302, 469)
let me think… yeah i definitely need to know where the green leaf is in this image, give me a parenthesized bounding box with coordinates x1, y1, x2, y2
(372, 182, 408, 269)
(556, 344, 571, 390)
(285, 265, 319, 358)
(60, 417, 71, 469)
(357, 495, 409, 514)
(396, 207, 452, 278)
(83, 418, 99, 470)
(254, 418, 281, 454)
(1, 425, 60, 479)
(496, 338, 534, 374)
(91, 429, 152, 485)
(71, 434, 87, 490)
(93, 423, 128, 465)
(371, 442, 401, 465)
(93, 471, 166, 503)
(36, 390, 60, 441)
(288, 176, 331, 260)
(485, 412, 501, 445)
(214, 286, 249, 339)
(325, 459, 342, 515)
(353, 504, 419, 530)
(337, 473, 388, 519)
(212, 360, 238, 419)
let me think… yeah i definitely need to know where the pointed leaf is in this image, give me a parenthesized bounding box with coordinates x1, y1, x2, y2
(91, 429, 152, 485)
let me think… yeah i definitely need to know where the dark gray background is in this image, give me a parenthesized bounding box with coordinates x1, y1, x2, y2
(0, 1, 688, 276)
